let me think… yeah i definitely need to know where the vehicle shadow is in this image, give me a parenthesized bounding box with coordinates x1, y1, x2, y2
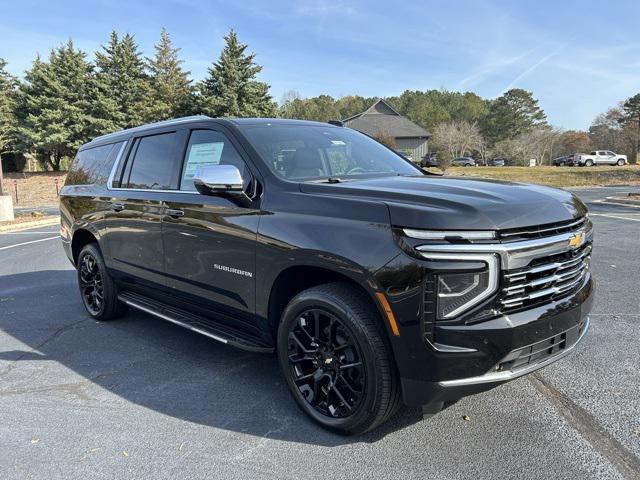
(0, 270, 424, 446)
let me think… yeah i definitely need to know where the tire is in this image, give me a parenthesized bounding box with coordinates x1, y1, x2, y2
(277, 282, 401, 435)
(617, 159, 625, 166)
(558, 161, 565, 167)
(76, 243, 127, 321)
(585, 159, 594, 167)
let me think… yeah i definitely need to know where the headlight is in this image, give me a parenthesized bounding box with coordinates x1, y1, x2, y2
(437, 270, 492, 318)
(420, 253, 499, 319)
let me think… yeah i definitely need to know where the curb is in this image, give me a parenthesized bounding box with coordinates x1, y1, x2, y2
(0, 216, 60, 232)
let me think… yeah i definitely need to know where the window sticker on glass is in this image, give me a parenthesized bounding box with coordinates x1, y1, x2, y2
(182, 142, 224, 185)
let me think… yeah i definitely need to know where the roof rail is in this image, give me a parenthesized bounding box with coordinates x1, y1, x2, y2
(90, 115, 212, 143)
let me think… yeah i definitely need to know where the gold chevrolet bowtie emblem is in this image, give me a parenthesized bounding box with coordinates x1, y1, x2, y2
(569, 232, 583, 249)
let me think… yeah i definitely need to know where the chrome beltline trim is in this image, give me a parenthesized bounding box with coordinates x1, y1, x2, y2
(416, 221, 593, 270)
(438, 317, 590, 387)
(106, 140, 128, 190)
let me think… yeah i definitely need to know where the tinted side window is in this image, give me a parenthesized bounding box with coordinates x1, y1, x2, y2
(66, 142, 123, 186)
(127, 132, 180, 190)
(180, 130, 248, 191)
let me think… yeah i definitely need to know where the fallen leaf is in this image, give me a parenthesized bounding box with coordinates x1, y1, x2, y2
(179, 442, 185, 451)
(462, 415, 471, 421)
(31, 439, 40, 444)
(122, 451, 129, 457)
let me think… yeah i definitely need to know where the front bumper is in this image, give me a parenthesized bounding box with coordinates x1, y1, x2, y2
(438, 316, 589, 388)
(397, 276, 593, 406)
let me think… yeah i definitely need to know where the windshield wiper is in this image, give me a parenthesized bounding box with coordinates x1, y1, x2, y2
(305, 177, 343, 183)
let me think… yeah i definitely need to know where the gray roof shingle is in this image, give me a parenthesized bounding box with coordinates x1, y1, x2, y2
(343, 99, 430, 139)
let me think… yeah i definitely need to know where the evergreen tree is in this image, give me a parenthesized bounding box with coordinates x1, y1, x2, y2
(95, 31, 151, 128)
(620, 93, 640, 163)
(18, 41, 102, 170)
(146, 28, 193, 120)
(0, 58, 19, 155)
(198, 29, 276, 117)
(481, 88, 547, 145)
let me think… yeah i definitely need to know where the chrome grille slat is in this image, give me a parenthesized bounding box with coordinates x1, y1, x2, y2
(501, 241, 591, 310)
(504, 262, 586, 293)
(504, 246, 591, 280)
(502, 270, 587, 307)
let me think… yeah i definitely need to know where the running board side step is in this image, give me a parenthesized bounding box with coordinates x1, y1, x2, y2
(118, 291, 274, 353)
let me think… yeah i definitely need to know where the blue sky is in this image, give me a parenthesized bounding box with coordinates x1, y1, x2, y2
(1, 0, 639, 129)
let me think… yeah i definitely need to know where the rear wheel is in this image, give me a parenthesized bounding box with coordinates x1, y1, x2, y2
(77, 243, 127, 321)
(617, 159, 625, 166)
(277, 283, 401, 434)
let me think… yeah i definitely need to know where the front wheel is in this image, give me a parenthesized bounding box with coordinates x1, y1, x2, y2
(277, 283, 401, 434)
(617, 159, 625, 166)
(585, 159, 594, 167)
(77, 243, 127, 321)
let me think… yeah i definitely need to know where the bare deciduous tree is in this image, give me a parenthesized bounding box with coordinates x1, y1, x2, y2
(432, 121, 484, 170)
(494, 126, 561, 166)
(372, 130, 397, 150)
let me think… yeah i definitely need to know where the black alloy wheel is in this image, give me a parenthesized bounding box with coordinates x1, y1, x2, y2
(286, 308, 365, 418)
(76, 243, 127, 321)
(79, 250, 104, 315)
(278, 283, 401, 434)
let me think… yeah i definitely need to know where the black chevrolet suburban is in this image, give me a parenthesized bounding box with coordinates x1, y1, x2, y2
(60, 116, 594, 434)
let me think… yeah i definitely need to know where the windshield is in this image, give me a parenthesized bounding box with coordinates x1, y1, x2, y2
(240, 124, 423, 181)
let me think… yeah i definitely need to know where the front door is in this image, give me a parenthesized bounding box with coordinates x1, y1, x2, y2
(161, 129, 261, 333)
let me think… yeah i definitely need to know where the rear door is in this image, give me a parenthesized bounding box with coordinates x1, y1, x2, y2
(161, 127, 261, 333)
(595, 151, 607, 164)
(103, 128, 186, 291)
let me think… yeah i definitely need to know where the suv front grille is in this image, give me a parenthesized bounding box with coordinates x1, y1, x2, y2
(500, 242, 591, 312)
(498, 216, 588, 242)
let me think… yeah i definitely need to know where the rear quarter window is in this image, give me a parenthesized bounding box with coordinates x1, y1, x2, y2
(65, 142, 124, 186)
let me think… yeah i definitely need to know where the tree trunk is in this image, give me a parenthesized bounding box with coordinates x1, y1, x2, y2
(0, 156, 4, 196)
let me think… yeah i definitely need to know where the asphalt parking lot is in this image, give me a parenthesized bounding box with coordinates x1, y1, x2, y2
(1, 186, 639, 480)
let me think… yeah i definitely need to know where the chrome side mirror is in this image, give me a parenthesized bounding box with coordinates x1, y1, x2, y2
(193, 165, 243, 195)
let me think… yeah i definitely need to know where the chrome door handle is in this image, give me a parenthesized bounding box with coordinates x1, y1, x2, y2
(166, 208, 184, 218)
(111, 202, 124, 212)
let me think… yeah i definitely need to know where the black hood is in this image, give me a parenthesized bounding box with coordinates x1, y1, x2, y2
(299, 175, 587, 230)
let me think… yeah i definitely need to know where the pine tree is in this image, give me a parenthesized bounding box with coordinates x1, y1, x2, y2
(18, 41, 102, 170)
(0, 58, 19, 155)
(198, 29, 276, 117)
(620, 93, 640, 164)
(95, 31, 151, 128)
(481, 88, 547, 145)
(146, 28, 193, 120)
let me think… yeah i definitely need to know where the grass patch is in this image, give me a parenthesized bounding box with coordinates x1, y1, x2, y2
(428, 165, 640, 188)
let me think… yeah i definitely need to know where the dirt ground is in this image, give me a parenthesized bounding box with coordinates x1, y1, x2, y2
(1, 172, 67, 208)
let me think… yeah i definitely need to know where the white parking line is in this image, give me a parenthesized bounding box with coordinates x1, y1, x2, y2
(0, 231, 59, 235)
(0, 236, 60, 251)
(590, 213, 640, 222)
(590, 199, 640, 209)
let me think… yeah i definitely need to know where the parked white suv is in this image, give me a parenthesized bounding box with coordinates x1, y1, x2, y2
(576, 151, 627, 167)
